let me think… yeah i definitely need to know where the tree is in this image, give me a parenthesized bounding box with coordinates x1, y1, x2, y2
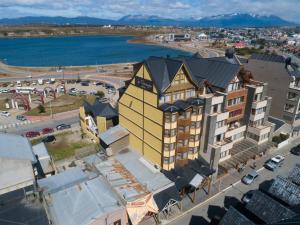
(95, 91, 105, 98)
(38, 104, 45, 113)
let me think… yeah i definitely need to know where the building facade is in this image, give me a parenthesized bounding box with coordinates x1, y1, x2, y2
(119, 55, 273, 171)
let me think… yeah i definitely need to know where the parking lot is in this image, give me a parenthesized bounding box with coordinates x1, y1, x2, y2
(0, 78, 118, 126)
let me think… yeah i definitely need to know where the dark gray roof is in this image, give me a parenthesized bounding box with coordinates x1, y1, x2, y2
(83, 100, 118, 119)
(181, 56, 241, 89)
(268, 116, 286, 131)
(250, 53, 285, 63)
(219, 206, 256, 225)
(289, 70, 300, 78)
(186, 97, 205, 106)
(246, 191, 296, 224)
(267, 176, 300, 206)
(144, 56, 183, 94)
(289, 164, 300, 185)
(173, 100, 193, 111)
(153, 185, 181, 211)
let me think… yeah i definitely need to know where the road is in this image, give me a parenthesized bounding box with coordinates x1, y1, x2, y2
(167, 140, 300, 225)
(2, 115, 79, 135)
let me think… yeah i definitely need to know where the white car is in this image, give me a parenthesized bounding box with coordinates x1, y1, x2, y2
(264, 155, 285, 171)
(1, 111, 11, 117)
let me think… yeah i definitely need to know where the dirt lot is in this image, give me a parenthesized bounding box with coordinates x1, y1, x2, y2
(32, 130, 97, 161)
(25, 94, 96, 116)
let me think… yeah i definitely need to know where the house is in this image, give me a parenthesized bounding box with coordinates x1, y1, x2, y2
(79, 100, 118, 142)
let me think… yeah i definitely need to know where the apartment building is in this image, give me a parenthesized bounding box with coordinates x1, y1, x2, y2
(118, 55, 273, 172)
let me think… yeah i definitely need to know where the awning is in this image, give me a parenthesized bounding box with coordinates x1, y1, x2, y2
(189, 174, 204, 188)
(126, 193, 158, 225)
(153, 185, 181, 211)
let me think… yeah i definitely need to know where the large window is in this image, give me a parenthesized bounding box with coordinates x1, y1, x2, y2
(211, 104, 222, 114)
(174, 73, 187, 85)
(192, 106, 203, 115)
(229, 109, 243, 118)
(189, 147, 198, 154)
(227, 82, 242, 92)
(159, 94, 171, 104)
(185, 89, 196, 98)
(173, 92, 182, 101)
(176, 152, 188, 160)
(165, 113, 177, 123)
(287, 92, 298, 101)
(164, 128, 176, 137)
(164, 143, 175, 151)
(214, 133, 225, 143)
(216, 120, 226, 128)
(249, 118, 263, 127)
(254, 93, 262, 102)
(284, 104, 295, 113)
(163, 156, 175, 164)
(220, 150, 229, 158)
(227, 96, 244, 106)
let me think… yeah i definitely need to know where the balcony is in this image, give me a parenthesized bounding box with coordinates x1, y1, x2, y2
(225, 125, 246, 138)
(250, 112, 265, 122)
(252, 99, 268, 109)
(216, 111, 229, 122)
(215, 125, 228, 136)
(248, 124, 271, 136)
(213, 138, 233, 152)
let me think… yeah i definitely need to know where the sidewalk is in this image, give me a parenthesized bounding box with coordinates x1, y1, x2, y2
(141, 137, 300, 225)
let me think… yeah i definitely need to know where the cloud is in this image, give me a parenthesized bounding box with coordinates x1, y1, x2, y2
(0, 0, 299, 22)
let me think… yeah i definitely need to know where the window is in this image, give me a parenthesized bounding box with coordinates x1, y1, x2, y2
(176, 152, 188, 160)
(212, 104, 222, 113)
(229, 109, 243, 118)
(185, 89, 196, 98)
(165, 113, 177, 123)
(189, 147, 198, 154)
(254, 93, 262, 102)
(164, 129, 176, 137)
(173, 92, 182, 101)
(216, 120, 226, 128)
(227, 82, 242, 92)
(227, 96, 244, 106)
(220, 150, 228, 158)
(159, 94, 171, 104)
(164, 143, 175, 151)
(185, 111, 191, 119)
(163, 156, 175, 164)
(178, 126, 184, 133)
(214, 133, 224, 143)
(284, 104, 295, 113)
(190, 135, 199, 142)
(251, 107, 266, 115)
(247, 132, 260, 142)
(287, 92, 298, 101)
(249, 118, 263, 127)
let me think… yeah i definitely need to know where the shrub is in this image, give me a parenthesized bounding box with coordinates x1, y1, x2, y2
(95, 91, 105, 98)
(38, 104, 45, 113)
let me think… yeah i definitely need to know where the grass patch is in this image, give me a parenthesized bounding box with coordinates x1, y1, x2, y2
(47, 141, 93, 161)
(25, 94, 96, 116)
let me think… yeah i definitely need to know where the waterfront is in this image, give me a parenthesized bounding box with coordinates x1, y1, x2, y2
(0, 35, 190, 67)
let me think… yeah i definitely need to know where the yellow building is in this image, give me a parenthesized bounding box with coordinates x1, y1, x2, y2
(119, 57, 203, 170)
(79, 100, 118, 142)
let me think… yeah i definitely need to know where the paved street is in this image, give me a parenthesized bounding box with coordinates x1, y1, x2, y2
(166, 138, 300, 225)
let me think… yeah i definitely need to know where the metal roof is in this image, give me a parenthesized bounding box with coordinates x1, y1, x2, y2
(219, 206, 255, 225)
(245, 190, 296, 224)
(289, 164, 300, 185)
(0, 157, 34, 195)
(267, 176, 300, 206)
(115, 149, 173, 193)
(99, 125, 129, 146)
(268, 116, 286, 131)
(38, 167, 88, 194)
(153, 185, 181, 211)
(182, 56, 241, 89)
(33, 143, 54, 174)
(0, 133, 36, 163)
(43, 175, 124, 225)
(250, 53, 285, 63)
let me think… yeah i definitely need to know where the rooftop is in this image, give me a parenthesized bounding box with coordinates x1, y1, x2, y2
(83, 100, 118, 119)
(99, 125, 129, 146)
(245, 190, 296, 224)
(0, 133, 36, 163)
(250, 53, 286, 63)
(289, 164, 300, 185)
(42, 173, 123, 225)
(32, 142, 55, 175)
(219, 206, 255, 225)
(0, 157, 34, 195)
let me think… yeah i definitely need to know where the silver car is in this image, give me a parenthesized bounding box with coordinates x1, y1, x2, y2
(242, 171, 259, 185)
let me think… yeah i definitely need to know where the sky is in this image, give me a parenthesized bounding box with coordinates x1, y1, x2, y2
(0, 0, 299, 23)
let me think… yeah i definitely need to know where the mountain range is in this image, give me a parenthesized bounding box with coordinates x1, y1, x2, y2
(0, 13, 297, 27)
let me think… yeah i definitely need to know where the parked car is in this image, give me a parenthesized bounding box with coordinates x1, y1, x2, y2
(81, 82, 89, 86)
(242, 190, 254, 204)
(242, 171, 259, 185)
(1, 111, 11, 117)
(291, 145, 300, 155)
(95, 82, 103, 86)
(42, 135, 56, 143)
(16, 115, 27, 121)
(56, 124, 71, 130)
(42, 127, 54, 135)
(264, 155, 285, 171)
(25, 131, 40, 138)
(79, 90, 87, 95)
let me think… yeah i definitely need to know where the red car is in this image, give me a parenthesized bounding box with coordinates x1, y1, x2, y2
(25, 131, 40, 138)
(42, 128, 54, 135)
